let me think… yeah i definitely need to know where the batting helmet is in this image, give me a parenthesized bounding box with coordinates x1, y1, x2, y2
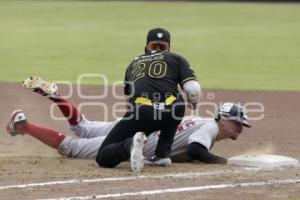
(216, 102, 251, 128)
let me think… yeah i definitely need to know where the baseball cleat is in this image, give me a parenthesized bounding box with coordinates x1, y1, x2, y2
(6, 110, 27, 136)
(130, 132, 147, 172)
(144, 156, 172, 166)
(23, 76, 59, 97)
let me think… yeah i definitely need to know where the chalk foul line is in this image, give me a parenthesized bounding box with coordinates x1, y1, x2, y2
(37, 178, 300, 200)
(0, 170, 249, 190)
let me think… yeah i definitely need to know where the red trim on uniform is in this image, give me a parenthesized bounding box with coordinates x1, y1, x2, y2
(49, 97, 82, 125)
(16, 123, 65, 149)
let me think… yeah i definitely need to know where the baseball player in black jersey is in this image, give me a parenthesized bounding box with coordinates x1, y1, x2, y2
(96, 28, 201, 172)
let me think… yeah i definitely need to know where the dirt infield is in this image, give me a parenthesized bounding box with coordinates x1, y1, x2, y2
(0, 82, 299, 200)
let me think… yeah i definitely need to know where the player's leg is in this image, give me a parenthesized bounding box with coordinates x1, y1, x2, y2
(6, 110, 103, 159)
(6, 110, 65, 149)
(95, 116, 139, 168)
(58, 136, 104, 159)
(23, 76, 83, 125)
(151, 124, 178, 165)
(96, 131, 147, 172)
(142, 131, 159, 159)
(49, 96, 83, 125)
(146, 101, 185, 166)
(95, 105, 152, 170)
(70, 117, 119, 139)
(22, 76, 113, 139)
(96, 105, 152, 171)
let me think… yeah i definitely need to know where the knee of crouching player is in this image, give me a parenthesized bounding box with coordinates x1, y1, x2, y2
(95, 150, 119, 168)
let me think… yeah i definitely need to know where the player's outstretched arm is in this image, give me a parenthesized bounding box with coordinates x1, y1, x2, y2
(187, 142, 227, 164)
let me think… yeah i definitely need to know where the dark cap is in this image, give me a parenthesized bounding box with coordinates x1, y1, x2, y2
(217, 102, 251, 128)
(146, 28, 171, 45)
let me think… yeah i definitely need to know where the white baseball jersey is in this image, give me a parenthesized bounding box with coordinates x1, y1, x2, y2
(58, 116, 219, 160)
(143, 116, 219, 161)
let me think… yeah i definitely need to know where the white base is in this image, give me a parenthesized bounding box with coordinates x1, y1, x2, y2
(228, 154, 299, 168)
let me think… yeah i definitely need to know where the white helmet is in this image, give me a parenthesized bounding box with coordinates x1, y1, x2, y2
(216, 102, 251, 128)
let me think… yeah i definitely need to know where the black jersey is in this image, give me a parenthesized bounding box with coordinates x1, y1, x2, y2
(124, 51, 197, 103)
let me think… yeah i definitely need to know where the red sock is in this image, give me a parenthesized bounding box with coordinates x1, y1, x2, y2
(17, 123, 65, 149)
(49, 97, 82, 125)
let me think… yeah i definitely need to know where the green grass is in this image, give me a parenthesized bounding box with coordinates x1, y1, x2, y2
(0, 0, 300, 91)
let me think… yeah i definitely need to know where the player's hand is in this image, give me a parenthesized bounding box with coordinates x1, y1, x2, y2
(187, 93, 199, 110)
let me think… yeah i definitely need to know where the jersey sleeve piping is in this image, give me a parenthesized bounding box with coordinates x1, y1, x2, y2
(181, 77, 198, 86)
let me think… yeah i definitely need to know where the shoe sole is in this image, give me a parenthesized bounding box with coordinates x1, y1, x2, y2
(23, 76, 58, 96)
(131, 132, 147, 172)
(144, 158, 172, 166)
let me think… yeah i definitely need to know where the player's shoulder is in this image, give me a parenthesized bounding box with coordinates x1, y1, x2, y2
(132, 51, 184, 60)
(165, 52, 190, 66)
(204, 119, 218, 130)
(127, 53, 146, 69)
(188, 118, 218, 139)
(164, 51, 185, 59)
(184, 115, 215, 123)
(132, 51, 163, 61)
(131, 54, 144, 63)
(190, 116, 218, 131)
